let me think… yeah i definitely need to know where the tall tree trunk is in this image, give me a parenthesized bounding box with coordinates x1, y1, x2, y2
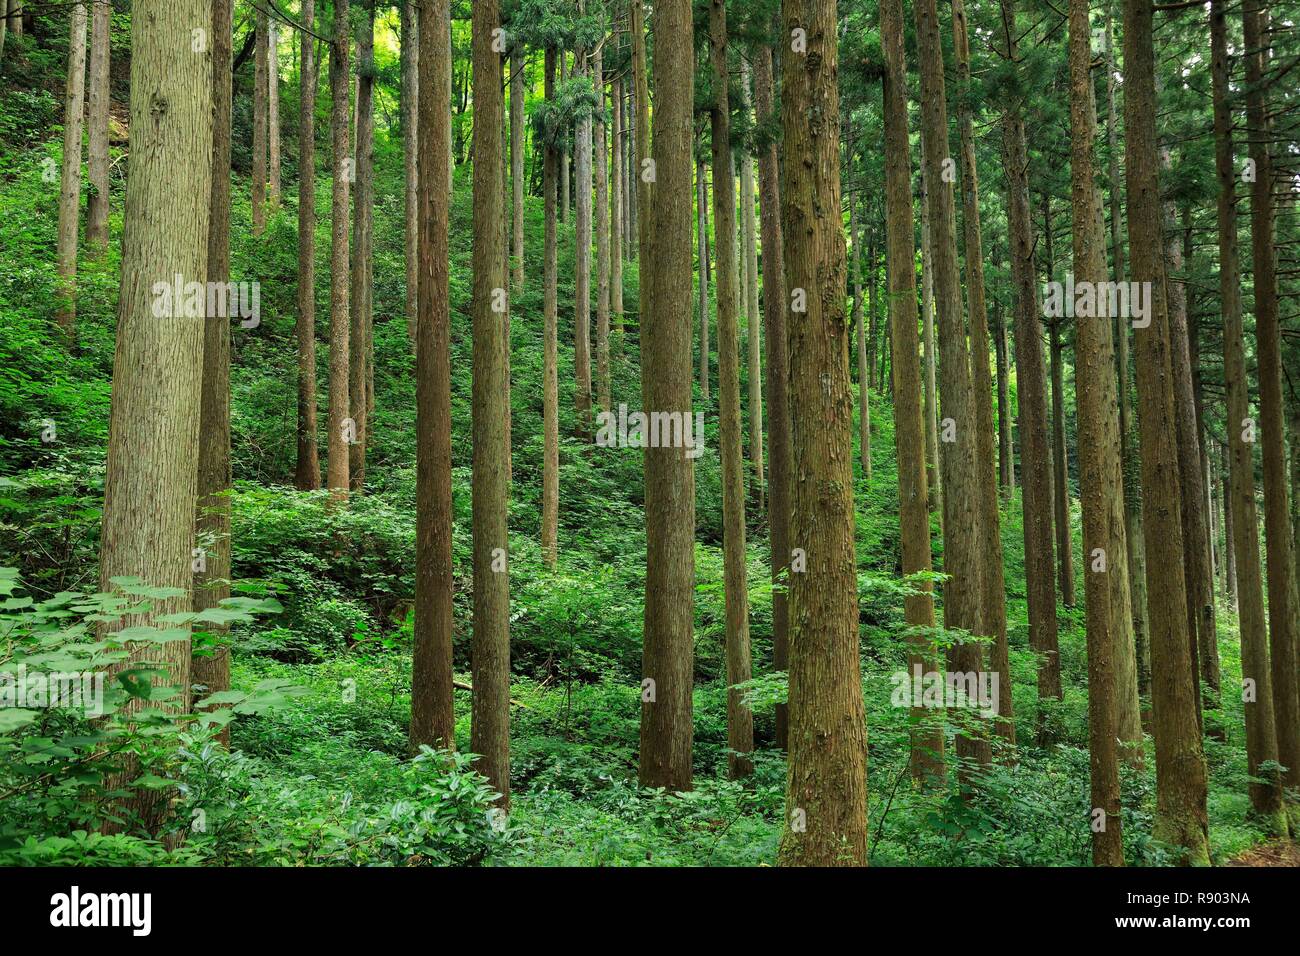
(410, 0, 456, 753)
(85, 0, 110, 254)
(511, 43, 525, 291)
(994, 295, 1014, 496)
(611, 71, 624, 336)
(296, 0, 321, 492)
(697, 154, 710, 401)
(1043, 194, 1077, 611)
(1067, 0, 1126, 864)
(999, 0, 1061, 715)
(469, 0, 512, 808)
(573, 16, 593, 441)
(753, 35, 790, 751)
(778, 0, 868, 866)
(349, 6, 375, 492)
(1243, 0, 1300, 805)
(100, 0, 213, 821)
(403, 0, 419, 352)
(252, 5, 268, 235)
(540, 46, 559, 569)
(194, 0, 234, 746)
(325, 0, 352, 501)
(882, 0, 943, 784)
(1124, 0, 1209, 863)
(1221, 441, 1237, 606)
(918, 127, 942, 514)
(54, 1, 87, 339)
(916, 0, 991, 774)
(707, 0, 753, 780)
(851, 193, 871, 481)
(560, 53, 569, 223)
(268, 19, 281, 206)
(1211, 0, 1284, 827)
(740, 61, 763, 510)
(631, 0, 650, 279)
(638, 0, 695, 793)
(953, 0, 1014, 746)
(595, 41, 611, 414)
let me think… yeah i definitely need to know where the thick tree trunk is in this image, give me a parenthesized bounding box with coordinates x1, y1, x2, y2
(1211, 0, 1284, 827)
(1243, 0, 1300, 804)
(469, 0, 512, 807)
(777, 0, 868, 866)
(100, 0, 214, 821)
(1067, 0, 1126, 864)
(882, 0, 943, 785)
(252, 6, 268, 235)
(916, 0, 991, 775)
(409, 0, 456, 753)
(296, 0, 321, 491)
(638, 0, 695, 793)
(349, 8, 375, 492)
(540, 47, 559, 569)
(85, 0, 110, 254)
(325, 0, 352, 501)
(707, 0, 753, 780)
(54, 1, 87, 338)
(1000, 0, 1061, 715)
(1124, 0, 1209, 863)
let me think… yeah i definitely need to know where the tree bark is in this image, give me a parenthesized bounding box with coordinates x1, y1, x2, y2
(918, 126, 942, 515)
(740, 61, 763, 511)
(511, 43, 525, 291)
(403, 0, 419, 352)
(349, 6, 375, 492)
(54, 1, 87, 338)
(252, 5, 268, 235)
(611, 71, 624, 336)
(573, 14, 592, 441)
(851, 193, 871, 481)
(296, 0, 321, 491)
(697, 154, 710, 401)
(325, 0, 351, 502)
(595, 40, 611, 414)
(85, 0, 110, 254)
(777, 0, 868, 866)
(268, 18, 281, 206)
(541, 46, 559, 570)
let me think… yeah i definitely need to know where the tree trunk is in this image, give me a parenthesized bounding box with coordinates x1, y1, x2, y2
(325, 0, 351, 501)
(697, 154, 710, 401)
(753, 35, 790, 751)
(560, 53, 569, 223)
(999, 0, 1061, 716)
(573, 18, 592, 442)
(915, 0, 991, 775)
(410, 0, 456, 753)
(403, 0, 419, 352)
(100, 0, 214, 822)
(85, 0, 110, 254)
(541, 47, 559, 570)
(252, 5, 267, 235)
(511, 43, 525, 291)
(882, 0, 944, 785)
(706, 0, 753, 781)
(595, 41, 611, 414)
(777, 0, 868, 866)
(740, 61, 763, 511)
(54, 1, 87, 338)
(1124, 0, 1209, 863)
(1067, 0, 1126, 864)
(611, 71, 624, 336)
(469, 0, 512, 808)
(851, 193, 871, 481)
(296, 0, 321, 492)
(268, 19, 281, 206)
(638, 0, 695, 793)
(1243, 0, 1300, 805)
(349, 7, 375, 492)
(994, 295, 1014, 496)
(194, 0, 234, 747)
(918, 128, 942, 515)
(1221, 442, 1236, 606)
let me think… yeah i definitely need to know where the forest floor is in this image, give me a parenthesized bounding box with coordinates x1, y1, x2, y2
(1226, 841, 1300, 867)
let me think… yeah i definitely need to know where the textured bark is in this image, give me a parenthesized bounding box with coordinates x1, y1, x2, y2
(85, 0, 110, 254)
(740, 61, 763, 510)
(1222, 441, 1237, 606)
(1243, 0, 1300, 803)
(296, 0, 321, 492)
(999, 0, 1060, 710)
(754, 36, 789, 751)
(409, 0, 455, 753)
(611, 72, 624, 333)
(994, 297, 1014, 496)
(573, 15, 592, 441)
(511, 44, 525, 291)
(1068, 0, 1125, 864)
(595, 42, 611, 414)
(560, 53, 569, 224)
(630, 0, 650, 287)
(1045, 221, 1076, 609)
(403, 0, 419, 351)
(268, 19, 281, 206)
(349, 8, 375, 492)
(953, 0, 1013, 747)
(54, 1, 87, 338)
(916, 0, 991, 774)
(850, 193, 871, 481)
(470, 0, 512, 807)
(325, 0, 351, 501)
(541, 47, 559, 570)
(777, 0, 868, 866)
(638, 0, 695, 793)
(1124, 0, 1209, 863)
(882, 0, 943, 784)
(252, 5, 267, 235)
(707, 0, 753, 780)
(697, 155, 711, 401)
(100, 0, 213, 821)
(918, 131, 942, 514)
(1211, 0, 1283, 826)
